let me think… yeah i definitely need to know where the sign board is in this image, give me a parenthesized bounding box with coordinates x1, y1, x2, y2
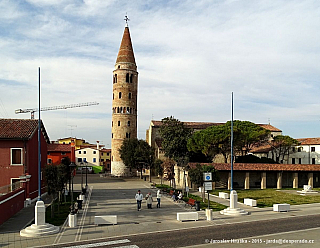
(203, 172, 212, 181)
(204, 182, 212, 191)
(186, 186, 189, 192)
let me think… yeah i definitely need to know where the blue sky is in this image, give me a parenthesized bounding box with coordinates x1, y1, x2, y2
(1, 0, 320, 147)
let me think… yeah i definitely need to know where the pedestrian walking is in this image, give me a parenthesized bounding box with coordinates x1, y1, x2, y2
(146, 192, 153, 209)
(156, 189, 162, 208)
(135, 190, 143, 211)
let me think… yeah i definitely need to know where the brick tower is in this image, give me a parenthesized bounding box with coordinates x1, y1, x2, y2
(111, 22, 138, 176)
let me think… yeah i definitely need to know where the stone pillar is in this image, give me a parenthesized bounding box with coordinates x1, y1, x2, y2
(244, 172, 250, 189)
(261, 172, 267, 189)
(277, 172, 282, 189)
(308, 173, 314, 188)
(230, 190, 238, 209)
(227, 172, 231, 190)
(35, 201, 45, 226)
(293, 172, 299, 188)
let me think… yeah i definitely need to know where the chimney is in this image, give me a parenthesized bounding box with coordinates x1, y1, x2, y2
(97, 141, 100, 150)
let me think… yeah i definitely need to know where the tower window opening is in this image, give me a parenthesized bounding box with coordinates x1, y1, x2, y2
(112, 121, 113, 127)
(112, 133, 113, 138)
(129, 92, 132, 99)
(119, 92, 122, 99)
(120, 107, 123, 113)
(113, 74, 117, 84)
(118, 121, 120, 126)
(123, 107, 126, 113)
(128, 121, 130, 126)
(113, 93, 114, 100)
(127, 107, 130, 113)
(117, 107, 120, 113)
(130, 74, 133, 83)
(126, 73, 129, 83)
(118, 65, 120, 69)
(126, 132, 131, 138)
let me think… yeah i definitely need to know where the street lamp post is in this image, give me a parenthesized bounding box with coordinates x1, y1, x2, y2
(69, 162, 76, 213)
(80, 162, 83, 191)
(85, 161, 88, 191)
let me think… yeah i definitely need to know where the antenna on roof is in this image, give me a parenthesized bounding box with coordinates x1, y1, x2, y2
(124, 13, 130, 27)
(268, 118, 270, 125)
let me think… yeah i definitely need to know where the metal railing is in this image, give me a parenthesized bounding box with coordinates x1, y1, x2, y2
(0, 181, 22, 196)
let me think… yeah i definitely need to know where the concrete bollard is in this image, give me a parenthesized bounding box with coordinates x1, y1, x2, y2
(68, 213, 77, 227)
(206, 209, 212, 221)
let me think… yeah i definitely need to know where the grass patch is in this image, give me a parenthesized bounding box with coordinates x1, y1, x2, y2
(45, 192, 79, 226)
(185, 194, 226, 211)
(210, 189, 320, 208)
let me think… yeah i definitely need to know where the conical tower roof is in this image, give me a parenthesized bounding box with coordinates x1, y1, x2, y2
(116, 26, 136, 64)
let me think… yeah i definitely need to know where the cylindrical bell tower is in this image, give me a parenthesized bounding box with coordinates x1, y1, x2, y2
(111, 24, 138, 176)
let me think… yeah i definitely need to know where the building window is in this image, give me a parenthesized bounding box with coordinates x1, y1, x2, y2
(299, 158, 302, 164)
(292, 158, 295, 164)
(48, 158, 52, 164)
(79, 151, 81, 154)
(61, 152, 66, 155)
(129, 92, 132, 99)
(128, 121, 130, 127)
(84, 158, 87, 162)
(126, 133, 131, 138)
(126, 73, 129, 83)
(112, 121, 113, 127)
(118, 121, 120, 126)
(292, 147, 295, 152)
(93, 158, 96, 163)
(107, 153, 109, 156)
(93, 151, 96, 154)
(118, 65, 120, 69)
(298, 147, 302, 152)
(112, 133, 113, 138)
(119, 92, 122, 99)
(311, 147, 315, 152)
(130, 74, 133, 83)
(11, 148, 23, 165)
(113, 74, 117, 84)
(78, 158, 82, 163)
(84, 151, 87, 154)
(312, 158, 316, 164)
(113, 93, 114, 100)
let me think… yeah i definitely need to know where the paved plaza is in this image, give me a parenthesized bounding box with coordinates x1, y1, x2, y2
(0, 174, 320, 248)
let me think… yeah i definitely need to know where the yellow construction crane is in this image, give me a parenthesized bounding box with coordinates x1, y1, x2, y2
(15, 102, 99, 119)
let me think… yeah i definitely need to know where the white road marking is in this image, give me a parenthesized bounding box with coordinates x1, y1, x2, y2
(62, 239, 131, 248)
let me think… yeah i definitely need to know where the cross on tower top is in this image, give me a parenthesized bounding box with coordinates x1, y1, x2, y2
(124, 14, 130, 27)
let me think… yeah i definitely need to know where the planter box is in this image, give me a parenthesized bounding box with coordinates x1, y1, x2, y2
(273, 204, 290, 212)
(177, 212, 198, 222)
(244, 198, 257, 207)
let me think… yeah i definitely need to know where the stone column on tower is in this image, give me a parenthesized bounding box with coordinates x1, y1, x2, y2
(111, 24, 138, 176)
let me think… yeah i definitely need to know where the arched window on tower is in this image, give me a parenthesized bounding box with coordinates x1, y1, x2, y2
(126, 73, 129, 83)
(128, 92, 132, 99)
(113, 93, 114, 100)
(127, 107, 130, 113)
(130, 74, 133, 83)
(112, 121, 113, 127)
(123, 107, 126, 113)
(118, 121, 120, 126)
(112, 133, 113, 138)
(120, 107, 123, 113)
(127, 121, 130, 127)
(117, 107, 120, 113)
(113, 74, 117, 84)
(119, 92, 122, 99)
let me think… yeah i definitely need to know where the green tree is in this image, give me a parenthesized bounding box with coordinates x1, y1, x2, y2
(269, 135, 300, 163)
(159, 116, 192, 192)
(154, 159, 164, 185)
(230, 120, 270, 156)
(119, 138, 155, 178)
(188, 164, 219, 186)
(44, 164, 58, 218)
(159, 116, 192, 161)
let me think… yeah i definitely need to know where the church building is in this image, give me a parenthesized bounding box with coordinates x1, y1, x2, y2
(111, 21, 138, 176)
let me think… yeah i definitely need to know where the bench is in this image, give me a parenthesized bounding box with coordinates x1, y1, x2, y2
(185, 198, 196, 208)
(219, 192, 229, 199)
(94, 215, 117, 225)
(244, 198, 257, 207)
(177, 212, 198, 222)
(273, 204, 290, 212)
(169, 190, 174, 196)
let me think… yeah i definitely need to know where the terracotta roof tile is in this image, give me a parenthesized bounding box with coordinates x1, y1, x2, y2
(189, 162, 320, 172)
(0, 119, 39, 139)
(297, 138, 320, 145)
(116, 27, 136, 64)
(47, 144, 71, 152)
(151, 120, 281, 132)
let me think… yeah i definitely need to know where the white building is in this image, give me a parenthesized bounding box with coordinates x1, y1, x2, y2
(75, 147, 100, 167)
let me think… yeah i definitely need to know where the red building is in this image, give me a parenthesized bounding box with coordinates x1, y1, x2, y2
(0, 119, 49, 199)
(47, 143, 72, 165)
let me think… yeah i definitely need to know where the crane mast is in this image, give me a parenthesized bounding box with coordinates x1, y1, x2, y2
(15, 102, 99, 119)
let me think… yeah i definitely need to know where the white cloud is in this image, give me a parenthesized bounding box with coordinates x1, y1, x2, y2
(1, 0, 320, 147)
